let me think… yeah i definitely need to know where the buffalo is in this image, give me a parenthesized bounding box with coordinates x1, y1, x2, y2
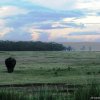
(5, 57, 16, 73)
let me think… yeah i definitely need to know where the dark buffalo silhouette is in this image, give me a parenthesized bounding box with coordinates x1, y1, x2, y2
(5, 57, 16, 73)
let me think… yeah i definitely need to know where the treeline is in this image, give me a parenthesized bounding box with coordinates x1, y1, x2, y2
(0, 41, 66, 51)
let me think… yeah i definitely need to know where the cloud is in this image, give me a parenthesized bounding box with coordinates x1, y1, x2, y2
(0, 6, 29, 18)
(2, 32, 32, 41)
(65, 35, 100, 42)
(0, 0, 100, 42)
(0, 19, 14, 38)
(7, 8, 85, 30)
(24, 0, 100, 14)
(76, 0, 100, 11)
(29, 30, 40, 41)
(22, 17, 100, 42)
(62, 15, 100, 31)
(69, 31, 100, 35)
(23, 25, 79, 41)
(0, 0, 14, 2)
(0, 19, 6, 27)
(0, 27, 14, 38)
(24, 0, 76, 10)
(74, 16, 100, 24)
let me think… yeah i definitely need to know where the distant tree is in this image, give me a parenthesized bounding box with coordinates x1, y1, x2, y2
(80, 46, 86, 51)
(66, 46, 73, 51)
(89, 46, 92, 51)
(5, 57, 16, 73)
(0, 41, 66, 51)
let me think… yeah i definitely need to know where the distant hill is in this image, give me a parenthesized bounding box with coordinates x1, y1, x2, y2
(62, 42, 100, 51)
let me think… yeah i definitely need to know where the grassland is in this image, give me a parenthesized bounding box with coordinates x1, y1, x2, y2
(0, 51, 100, 85)
(0, 51, 100, 100)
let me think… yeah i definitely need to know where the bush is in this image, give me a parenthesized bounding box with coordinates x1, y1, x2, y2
(68, 66, 71, 71)
(86, 72, 91, 75)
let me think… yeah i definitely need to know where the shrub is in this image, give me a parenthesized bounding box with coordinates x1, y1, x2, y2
(86, 72, 91, 75)
(68, 66, 71, 71)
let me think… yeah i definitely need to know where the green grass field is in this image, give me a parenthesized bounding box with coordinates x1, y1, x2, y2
(0, 51, 100, 85)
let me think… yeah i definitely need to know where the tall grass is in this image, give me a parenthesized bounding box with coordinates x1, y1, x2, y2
(0, 82, 100, 100)
(0, 88, 70, 100)
(30, 87, 70, 100)
(74, 82, 100, 100)
(0, 89, 28, 100)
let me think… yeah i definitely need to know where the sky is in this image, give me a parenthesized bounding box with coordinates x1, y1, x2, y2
(0, 0, 100, 42)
